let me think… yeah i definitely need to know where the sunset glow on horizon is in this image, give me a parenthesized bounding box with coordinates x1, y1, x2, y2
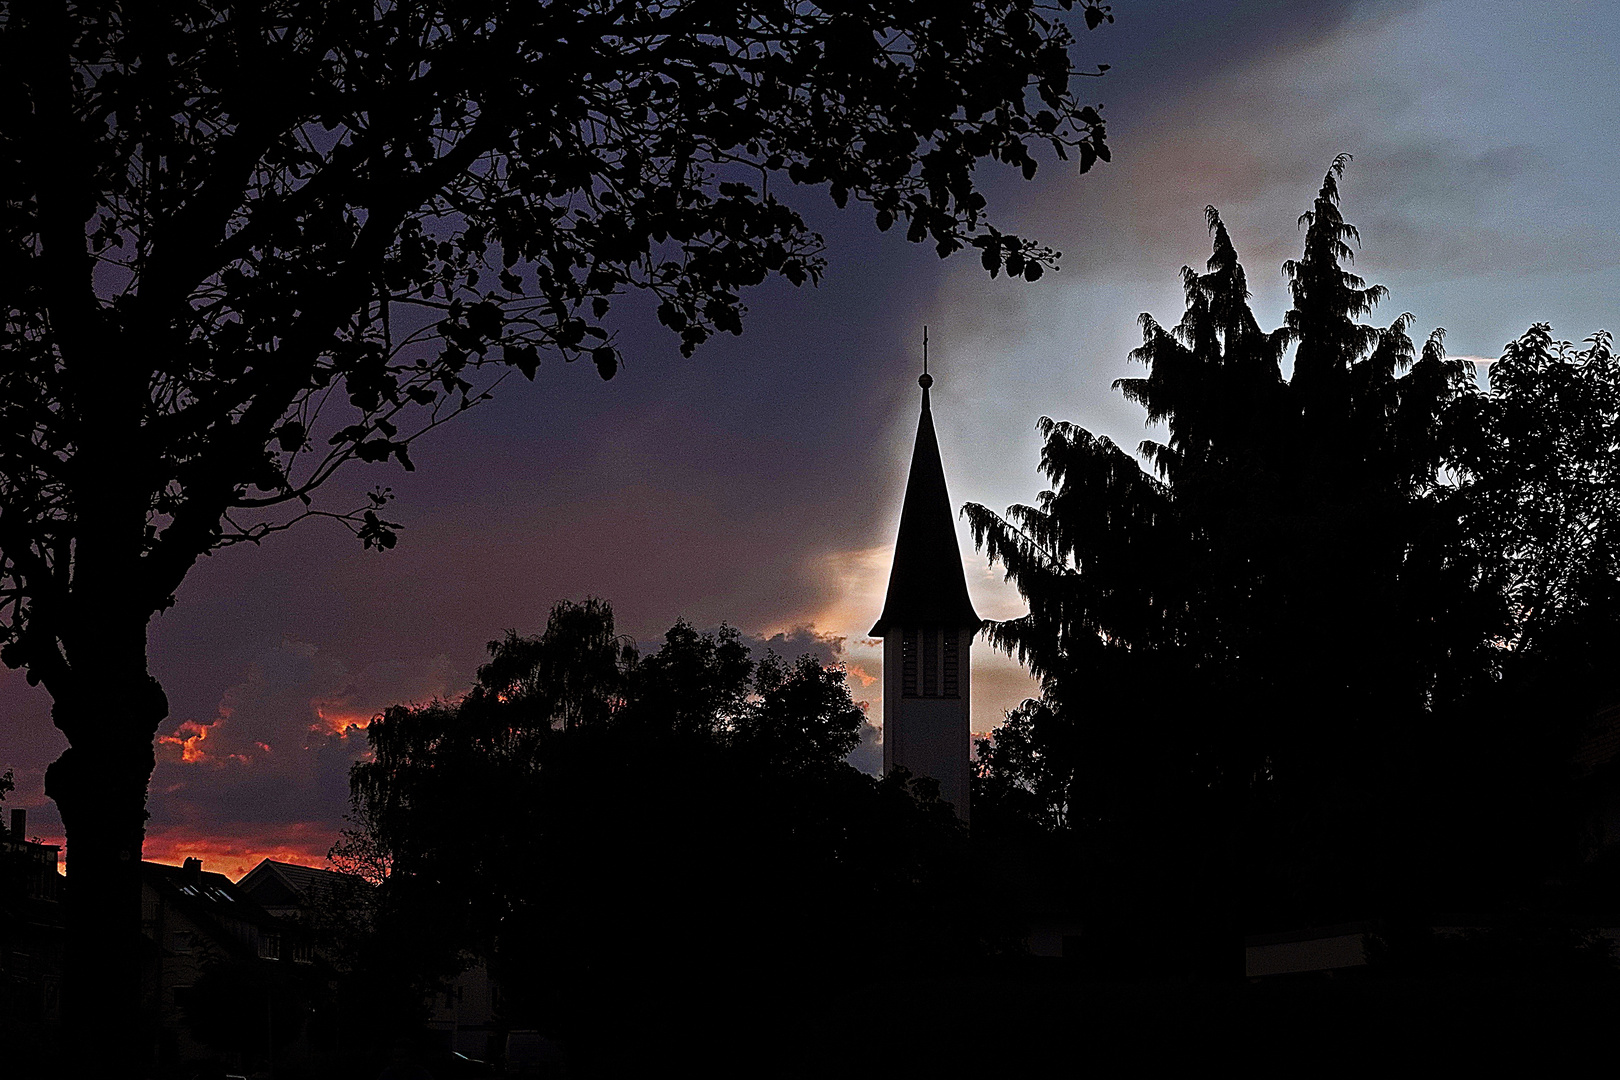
(142, 823, 338, 880)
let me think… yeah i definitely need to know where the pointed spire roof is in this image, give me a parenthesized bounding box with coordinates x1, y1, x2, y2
(870, 370, 981, 637)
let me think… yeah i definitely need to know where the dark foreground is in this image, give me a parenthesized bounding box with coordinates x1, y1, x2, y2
(7, 965, 1611, 1078)
(784, 969, 1615, 1077)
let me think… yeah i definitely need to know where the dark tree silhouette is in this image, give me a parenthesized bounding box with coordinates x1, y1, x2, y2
(967, 159, 1620, 951)
(1455, 324, 1620, 657)
(179, 955, 328, 1074)
(339, 599, 978, 1069)
(0, 0, 1112, 1055)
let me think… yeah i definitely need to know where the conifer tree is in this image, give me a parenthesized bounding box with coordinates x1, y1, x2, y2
(966, 160, 1611, 932)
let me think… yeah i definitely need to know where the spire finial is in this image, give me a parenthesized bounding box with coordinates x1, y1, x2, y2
(919, 326, 933, 389)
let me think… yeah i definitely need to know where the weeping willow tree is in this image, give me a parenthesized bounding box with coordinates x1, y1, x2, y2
(966, 157, 1620, 929)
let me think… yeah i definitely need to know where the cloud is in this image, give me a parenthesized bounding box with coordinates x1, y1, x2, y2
(144, 636, 469, 870)
(740, 624, 848, 668)
(738, 624, 891, 775)
(157, 717, 246, 766)
(843, 663, 878, 689)
(848, 720, 883, 777)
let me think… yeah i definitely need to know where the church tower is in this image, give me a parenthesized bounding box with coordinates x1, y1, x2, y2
(871, 352, 980, 821)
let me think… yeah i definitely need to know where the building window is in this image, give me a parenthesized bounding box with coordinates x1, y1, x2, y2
(901, 629, 918, 697)
(901, 628, 964, 699)
(922, 627, 939, 696)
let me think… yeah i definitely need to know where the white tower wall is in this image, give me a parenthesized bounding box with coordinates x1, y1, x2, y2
(882, 626, 973, 821)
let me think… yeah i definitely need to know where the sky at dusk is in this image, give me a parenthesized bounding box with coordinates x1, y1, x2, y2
(4, 0, 1619, 877)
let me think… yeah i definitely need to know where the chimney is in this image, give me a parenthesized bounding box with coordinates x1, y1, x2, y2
(183, 856, 203, 882)
(9, 808, 23, 841)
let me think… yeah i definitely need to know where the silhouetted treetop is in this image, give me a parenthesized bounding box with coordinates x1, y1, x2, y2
(1455, 325, 1620, 655)
(339, 599, 972, 1065)
(352, 599, 868, 837)
(1284, 154, 1389, 418)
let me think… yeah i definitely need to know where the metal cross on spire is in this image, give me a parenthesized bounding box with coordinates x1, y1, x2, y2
(920, 325, 933, 389)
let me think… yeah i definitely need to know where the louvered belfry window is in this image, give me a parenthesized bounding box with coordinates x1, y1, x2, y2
(922, 627, 939, 696)
(901, 629, 919, 697)
(902, 627, 962, 699)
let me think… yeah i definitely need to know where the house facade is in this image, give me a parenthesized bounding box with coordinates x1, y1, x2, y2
(0, 808, 64, 1068)
(141, 857, 311, 1071)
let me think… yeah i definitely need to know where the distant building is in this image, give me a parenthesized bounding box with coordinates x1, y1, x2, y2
(872, 361, 982, 821)
(0, 808, 64, 1050)
(141, 857, 310, 1069)
(238, 857, 500, 1061)
(425, 956, 500, 1062)
(238, 857, 357, 922)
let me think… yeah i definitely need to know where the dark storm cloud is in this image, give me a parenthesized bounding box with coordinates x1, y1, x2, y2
(6, 0, 1617, 874)
(737, 625, 848, 668)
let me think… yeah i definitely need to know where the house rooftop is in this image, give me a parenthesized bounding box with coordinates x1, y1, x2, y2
(142, 858, 280, 960)
(237, 858, 365, 913)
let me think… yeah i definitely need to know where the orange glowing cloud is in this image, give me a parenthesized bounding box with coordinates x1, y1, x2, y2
(157, 716, 251, 766)
(310, 702, 377, 737)
(843, 661, 879, 688)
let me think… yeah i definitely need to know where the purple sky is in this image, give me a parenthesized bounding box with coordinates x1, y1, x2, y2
(5, 0, 1619, 876)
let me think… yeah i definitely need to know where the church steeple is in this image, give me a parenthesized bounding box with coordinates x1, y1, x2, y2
(870, 360, 980, 637)
(871, 340, 979, 822)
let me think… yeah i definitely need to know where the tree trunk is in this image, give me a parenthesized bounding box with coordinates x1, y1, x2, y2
(46, 666, 168, 1076)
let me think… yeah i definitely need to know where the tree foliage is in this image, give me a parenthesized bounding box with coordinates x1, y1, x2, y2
(1457, 325, 1620, 656)
(967, 158, 1620, 929)
(339, 599, 979, 1066)
(0, 1, 1113, 1048)
(0, 0, 1113, 667)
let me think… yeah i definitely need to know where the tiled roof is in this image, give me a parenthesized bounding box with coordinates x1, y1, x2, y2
(145, 861, 265, 915)
(238, 858, 365, 910)
(143, 860, 279, 959)
(267, 860, 352, 895)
